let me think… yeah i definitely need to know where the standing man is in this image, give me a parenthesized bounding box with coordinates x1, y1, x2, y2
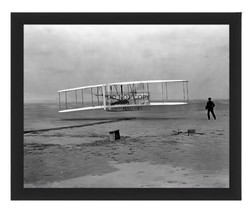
(205, 97, 216, 120)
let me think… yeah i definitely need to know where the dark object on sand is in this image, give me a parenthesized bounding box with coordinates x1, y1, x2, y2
(109, 130, 120, 141)
(173, 129, 205, 136)
(187, 129, 196, 136)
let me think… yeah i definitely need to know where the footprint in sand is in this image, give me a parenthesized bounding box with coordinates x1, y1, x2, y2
(160, 157, 168, 160)
(166, 180, 178, 184)
(182, 182, 187, 184)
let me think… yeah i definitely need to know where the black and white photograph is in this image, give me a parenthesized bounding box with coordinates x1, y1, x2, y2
(23, 24, 230, 188)
(10, 13, 241, 200)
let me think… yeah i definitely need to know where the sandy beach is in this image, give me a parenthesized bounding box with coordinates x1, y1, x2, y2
(24, 100, 229, 188)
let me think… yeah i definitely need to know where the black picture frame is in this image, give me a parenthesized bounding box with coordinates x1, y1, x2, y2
(11, 13, 241, 200)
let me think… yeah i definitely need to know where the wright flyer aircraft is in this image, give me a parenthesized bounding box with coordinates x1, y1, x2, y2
(58, 80, 189, 113)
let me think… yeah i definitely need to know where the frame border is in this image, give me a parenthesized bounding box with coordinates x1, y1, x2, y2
(11, 13, 241, 200)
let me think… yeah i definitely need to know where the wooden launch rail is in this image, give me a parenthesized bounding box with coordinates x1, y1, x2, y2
(24, 118, 135, 134)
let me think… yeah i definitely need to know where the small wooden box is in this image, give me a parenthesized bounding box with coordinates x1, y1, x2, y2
(109, 130, 120, 141)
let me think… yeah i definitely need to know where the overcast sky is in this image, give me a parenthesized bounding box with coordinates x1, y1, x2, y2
(24, 25, 229, 102)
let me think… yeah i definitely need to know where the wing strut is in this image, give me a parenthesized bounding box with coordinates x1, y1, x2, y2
(129, 84, 136, 104)
(161, 82, 164, 102)
(165, 82, 168, 100)
(91, 88, 93, 106)
(102, 85, 106, 110)
(58, 92, 61, 111)
(186, 82, 189, 101)
(75, 90, 77, 105)
(81, 89, 84, 107)
(97, 87, 100, 105)
(147, 83, 150, 101)
(65, 91, 67, 109)
(121, 85, 123, 96)
(183, 82, 185, 100)
(142, 83, 144, 102)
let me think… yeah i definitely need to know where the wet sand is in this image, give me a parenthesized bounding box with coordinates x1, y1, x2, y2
(24, 101, 229, 188)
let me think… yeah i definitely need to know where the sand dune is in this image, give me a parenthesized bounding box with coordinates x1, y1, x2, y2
(24, 101, 229, 188)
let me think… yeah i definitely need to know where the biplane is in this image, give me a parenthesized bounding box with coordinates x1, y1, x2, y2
(57, 80, 189, 113)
